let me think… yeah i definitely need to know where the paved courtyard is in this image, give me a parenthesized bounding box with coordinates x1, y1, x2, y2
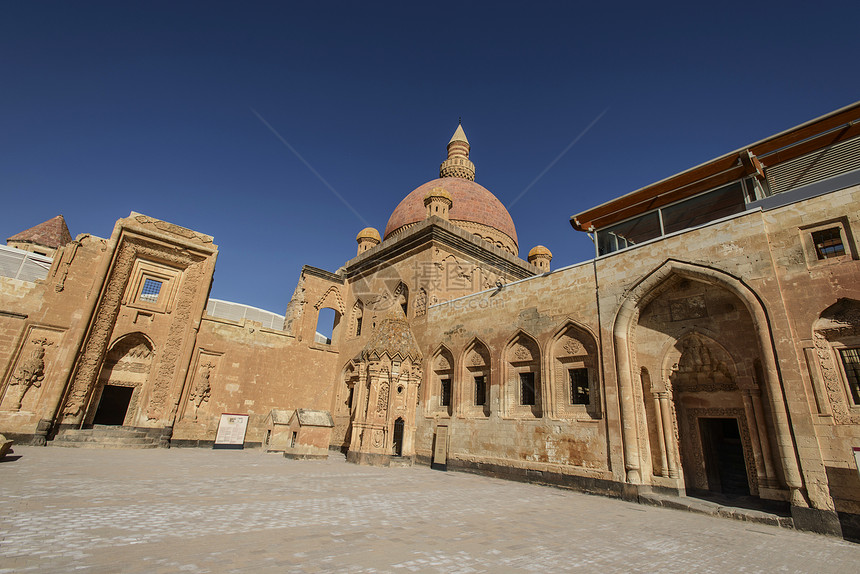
(1, 446, 858, 573)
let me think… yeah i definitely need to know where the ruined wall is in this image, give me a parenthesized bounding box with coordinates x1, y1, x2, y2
(0, 235, 108, 439)
(172, 314, 342, 446)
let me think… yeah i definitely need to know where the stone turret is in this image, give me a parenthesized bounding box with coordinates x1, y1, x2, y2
(356, 227, 381, 256)
(528, 245, 552, 272)
(423, 187, 453, 221)
(439, 123, 475, 181)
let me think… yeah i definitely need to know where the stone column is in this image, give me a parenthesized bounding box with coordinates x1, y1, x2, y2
(749, 389, 778, 487)
(658, 392, 679, 478)
(651, 393, 668, 477)
(754, 327, 805, 506)
(613, 314, 641, 483)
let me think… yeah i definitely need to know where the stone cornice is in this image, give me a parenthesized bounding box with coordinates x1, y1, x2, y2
(301, 265, 345, 284)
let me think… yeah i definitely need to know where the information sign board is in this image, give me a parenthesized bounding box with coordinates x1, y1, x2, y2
(214, 413, 249, 449)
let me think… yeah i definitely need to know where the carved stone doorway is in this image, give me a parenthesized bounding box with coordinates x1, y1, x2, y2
(698, 417, 750, 496)
(93, 385, 134, 426)
(392, 417, 404, 457)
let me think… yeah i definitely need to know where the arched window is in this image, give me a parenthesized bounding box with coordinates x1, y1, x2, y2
(550, 322, 600, 419)
(394, 282, 409, 318)
(462, 338, 491, 417)
(504, 332, 541, 418)
(431, 346, 454, 416)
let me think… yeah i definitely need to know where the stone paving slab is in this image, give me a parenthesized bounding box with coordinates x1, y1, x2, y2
(1, 446, 858, 573)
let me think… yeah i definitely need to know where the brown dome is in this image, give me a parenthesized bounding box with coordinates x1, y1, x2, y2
(384, 177, 518, 247)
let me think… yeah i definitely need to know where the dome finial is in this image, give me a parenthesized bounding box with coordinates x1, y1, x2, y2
(441, 123, 475, 180)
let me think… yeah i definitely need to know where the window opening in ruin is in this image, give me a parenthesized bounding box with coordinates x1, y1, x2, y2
(315, 308, 338, 345)
(440, 378, 452, 407)
(474, 375, 486, 406)
(291, 431, 298, 448)
(569, 368, 590, 405)
(140, 278, 162, 303)
(347, 387, 354, 409)
(839, 348, 860, 404)
(520, 372, 536, 405)
(355, 317, 362, 336)
(812, 228, 846, 259)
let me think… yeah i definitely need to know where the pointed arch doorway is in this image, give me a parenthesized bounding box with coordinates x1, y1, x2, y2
(89, 334, 154, 427)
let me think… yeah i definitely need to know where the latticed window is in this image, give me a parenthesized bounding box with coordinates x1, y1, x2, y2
(839, 348, 860, 404)
(569, 368, 590, 405)
(520, 372, 536, 406)
(140, 278, 162, 303)
(812, 228, 846, 259)
(474, 375, 486, 406)
(440, 378, 452, 407)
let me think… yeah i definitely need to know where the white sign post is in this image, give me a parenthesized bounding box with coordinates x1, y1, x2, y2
(854, 447, 860, 481)
(214, 413, 249, 449)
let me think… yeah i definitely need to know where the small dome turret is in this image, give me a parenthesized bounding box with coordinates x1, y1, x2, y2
(528, 245, 552, 272)
(423, 187, 453, 220)
(356, 227, 381, 256)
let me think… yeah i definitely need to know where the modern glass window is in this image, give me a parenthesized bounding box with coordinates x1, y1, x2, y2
(520, 372, 536, 406)
(139, 278, 162, 303)
(596, 179, 754, 256)
(474, 375, 486, 406)
(569, 368, 590, 405)
(597, 212, 661, 256)
(440, 378, 452, 407)
(812, 228, 846, 259)
(660, 182, 745, 235)
(839, 348, 860, 404)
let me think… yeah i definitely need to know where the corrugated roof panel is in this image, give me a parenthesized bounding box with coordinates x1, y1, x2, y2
(767, 134, 860, 194)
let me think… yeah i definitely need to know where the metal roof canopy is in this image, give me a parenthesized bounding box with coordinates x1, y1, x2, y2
(571, 101, 860, 232)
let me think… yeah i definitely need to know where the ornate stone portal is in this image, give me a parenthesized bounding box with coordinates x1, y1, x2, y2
(347, 306, 423, 466)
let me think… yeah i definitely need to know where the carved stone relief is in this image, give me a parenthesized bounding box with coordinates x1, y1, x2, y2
(5, 338, 53, 411)
(513, 344, 532, 362)
(414, 288, 427, 317)
(669, 335, 736, 393)
(670, 294, 708, 322)
(188, 360, 214, 421)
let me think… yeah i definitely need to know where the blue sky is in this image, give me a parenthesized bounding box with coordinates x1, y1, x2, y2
(2, 1, 858, 315)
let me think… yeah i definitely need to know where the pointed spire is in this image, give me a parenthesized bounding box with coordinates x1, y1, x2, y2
(440, 122, 475, 181)
(7, 215, 72, 250)
(448, 123, 469, 145)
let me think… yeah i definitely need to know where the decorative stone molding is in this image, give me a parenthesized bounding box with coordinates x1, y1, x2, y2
(61, 236, 207, 424)
(684, 408, 758, 496)
(314, 286, 345, 315)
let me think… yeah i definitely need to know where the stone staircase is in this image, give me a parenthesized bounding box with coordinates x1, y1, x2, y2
(49, 425, 161, 449)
